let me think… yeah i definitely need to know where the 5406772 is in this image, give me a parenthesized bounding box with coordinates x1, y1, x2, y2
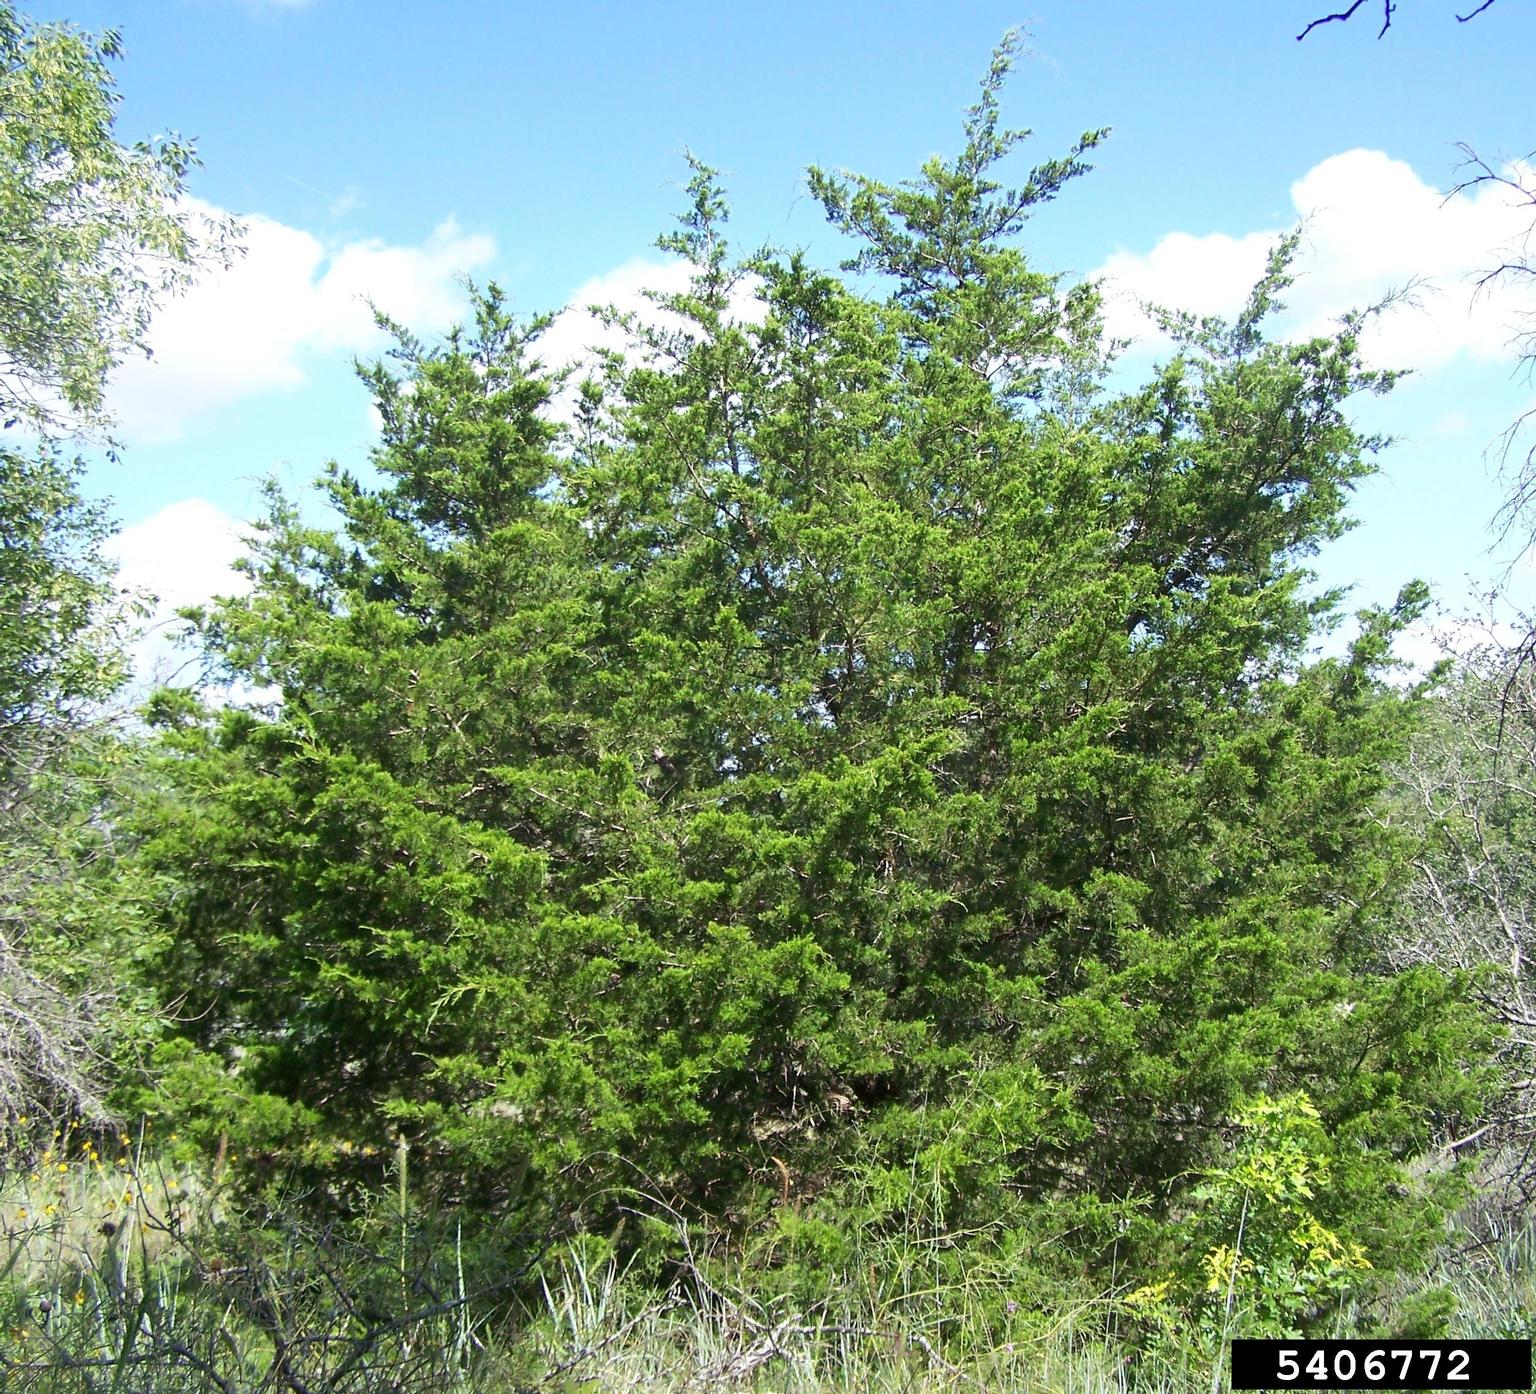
(1229, 1339, 1531, 1390)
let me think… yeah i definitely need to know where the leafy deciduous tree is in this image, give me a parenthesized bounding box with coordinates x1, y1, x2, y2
(0, 2, 232, 437)
(0, 2, 226, 1122)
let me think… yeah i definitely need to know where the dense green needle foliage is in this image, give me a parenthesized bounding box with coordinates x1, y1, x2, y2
(142, 43, 1490, 1292)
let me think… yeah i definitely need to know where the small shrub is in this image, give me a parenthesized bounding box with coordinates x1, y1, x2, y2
(1125, 1091, 1375, 1370)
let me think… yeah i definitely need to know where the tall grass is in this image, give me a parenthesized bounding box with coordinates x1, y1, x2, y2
(0, 1130, 1530, 1392)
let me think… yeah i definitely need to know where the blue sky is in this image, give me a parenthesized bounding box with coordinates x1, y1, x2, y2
(30, 0, 1536, 674)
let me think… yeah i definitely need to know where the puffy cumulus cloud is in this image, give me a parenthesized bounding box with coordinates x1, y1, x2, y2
(530, 257, 765, 426)
(1093, 150, 1536, 372)
(1097, 229, 1277, 331)
(108, 198, 494, 443)
(107, 499, 254, 689)
(110, 498, 251, 614)
(538, 258, 698, 375)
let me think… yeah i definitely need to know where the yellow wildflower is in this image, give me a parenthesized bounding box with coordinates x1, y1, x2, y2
(1124, 1279, 1173, 1309)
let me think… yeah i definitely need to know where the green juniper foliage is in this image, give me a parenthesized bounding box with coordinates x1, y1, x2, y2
(142, 39, 1489, 1293)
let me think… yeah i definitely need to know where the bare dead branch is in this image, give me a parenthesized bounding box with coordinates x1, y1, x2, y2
(1439, 144, 1536, 578)
(1299, 0, 1502, 38)
(1297, 0, 1391, 40)
(1449, 141, 1536, 211)
(1442, 1122, 1497, 1154)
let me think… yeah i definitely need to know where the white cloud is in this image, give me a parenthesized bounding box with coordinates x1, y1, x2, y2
(111, 498, 251, 614)
(538, 258, 698, 377)
(539, 257, 765, 373)
(1097, 229, 1276, 333)
(107, 499, 253, 688)
(108, 198, 494, 443)
(1094, 150, 1536, 373)
(530, 257, 765, 427)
